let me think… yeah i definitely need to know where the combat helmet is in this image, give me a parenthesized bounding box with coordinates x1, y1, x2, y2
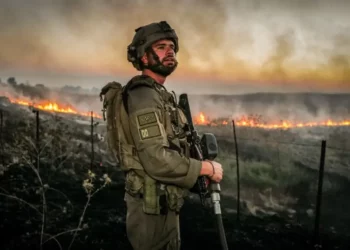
(127, 21, 179, 71)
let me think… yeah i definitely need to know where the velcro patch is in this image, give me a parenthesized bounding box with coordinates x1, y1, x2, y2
(139, 125, 161, 140)
(137, 112, 157, 126)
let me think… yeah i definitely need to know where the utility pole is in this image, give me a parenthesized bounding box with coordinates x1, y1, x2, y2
(90, 112, 100, 170)
(314, 140, 327, 246)
(90, 111, 94, 170)
(0, 109, 3, 165)
(32, 109, 40, 168)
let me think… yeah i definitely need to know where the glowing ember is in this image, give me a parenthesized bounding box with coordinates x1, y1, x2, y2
(194, 112, 350, 129)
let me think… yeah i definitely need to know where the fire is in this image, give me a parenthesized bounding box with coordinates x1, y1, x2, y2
(194, 112, 350, 129)
(3, 95, 350, 129)
(194, 112, 208, 124)
(6, 96, 102, 119)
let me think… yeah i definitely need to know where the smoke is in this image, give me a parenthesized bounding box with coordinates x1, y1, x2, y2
(188, 92, 350, 124)
(0, 78, 101, 114)
(0, 0, 229, 74)
(0, 0, 349, 90)
(0, 0, 349, 122)
(0, 1, 52, 71)
(0, 76, 349, 127)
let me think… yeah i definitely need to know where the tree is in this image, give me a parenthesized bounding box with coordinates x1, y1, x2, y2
(7, 77, 17, 86)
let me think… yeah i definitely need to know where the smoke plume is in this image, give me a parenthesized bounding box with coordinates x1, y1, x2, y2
(0, 0, 349, 92)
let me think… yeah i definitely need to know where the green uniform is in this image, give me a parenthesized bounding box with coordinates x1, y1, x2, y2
(123, 75, 202, 250)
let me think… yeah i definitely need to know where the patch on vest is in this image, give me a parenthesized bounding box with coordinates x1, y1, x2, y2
(137, 112, 157, 126)
(139, 125, 161, 140)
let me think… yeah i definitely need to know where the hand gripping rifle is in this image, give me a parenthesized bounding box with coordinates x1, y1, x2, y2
(178, 93, 229, 250)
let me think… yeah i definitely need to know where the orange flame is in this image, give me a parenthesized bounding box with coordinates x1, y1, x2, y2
(3, 94, 350, 128)
(194, 112, 208, 125)
(194, 112, 350, 129)
(6, 96, 102, 119)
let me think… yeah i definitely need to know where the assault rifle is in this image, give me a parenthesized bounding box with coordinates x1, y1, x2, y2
(178, 93, 229, 250)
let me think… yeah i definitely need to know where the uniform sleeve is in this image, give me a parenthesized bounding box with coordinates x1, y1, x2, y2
(127, 85, 202, 189)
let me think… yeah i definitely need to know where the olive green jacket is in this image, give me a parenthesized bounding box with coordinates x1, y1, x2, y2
(126, 77, 202, 190)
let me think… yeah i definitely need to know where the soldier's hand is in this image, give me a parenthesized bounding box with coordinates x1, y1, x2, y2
(207, 161, 223, 183)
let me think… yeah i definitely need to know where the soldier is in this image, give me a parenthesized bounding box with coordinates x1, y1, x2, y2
(123, 21, 223, 250)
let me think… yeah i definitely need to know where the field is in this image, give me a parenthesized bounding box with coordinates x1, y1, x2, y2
(1, 97, 350, 250)
(199, 124, 350, 235)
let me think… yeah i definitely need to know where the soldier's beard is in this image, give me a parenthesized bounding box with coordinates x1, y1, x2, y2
(147, 59, 178, 77)
(145, 49, 178, 77)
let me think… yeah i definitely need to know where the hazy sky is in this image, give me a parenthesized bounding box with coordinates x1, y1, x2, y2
(1, 0, 350, 94)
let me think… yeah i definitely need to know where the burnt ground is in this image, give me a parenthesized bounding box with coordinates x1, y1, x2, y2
(1, 164, 349, 250)
(0, 102, 350, 250)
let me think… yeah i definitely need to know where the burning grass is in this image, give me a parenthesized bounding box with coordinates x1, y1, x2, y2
(193, 112, 350, 129)
(8, 96, 102, 119)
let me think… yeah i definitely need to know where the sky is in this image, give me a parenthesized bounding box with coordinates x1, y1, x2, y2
(0, 0, 350, 94)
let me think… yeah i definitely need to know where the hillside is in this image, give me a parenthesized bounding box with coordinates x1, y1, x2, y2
(0, 89, 350, 250)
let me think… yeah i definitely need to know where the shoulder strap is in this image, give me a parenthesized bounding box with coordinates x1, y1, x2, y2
(120, 75, 158, 147)
(122, 75, 158, 114)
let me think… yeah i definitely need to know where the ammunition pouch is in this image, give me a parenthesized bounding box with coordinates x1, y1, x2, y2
(125, 170, 166, 215)
(165, 185, 187, 213)
(125, 170, 187, 215)
(125, 170, 144, 196)
(142, 174, 161, 215)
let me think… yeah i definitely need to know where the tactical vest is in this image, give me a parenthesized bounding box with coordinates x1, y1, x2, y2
(100, 75, 189, 214)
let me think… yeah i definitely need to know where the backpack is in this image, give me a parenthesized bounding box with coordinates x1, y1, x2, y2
(99, 77, 156, 173)
(99, 79, 187, 215)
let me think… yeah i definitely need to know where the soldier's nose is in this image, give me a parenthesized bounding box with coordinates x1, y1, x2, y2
(166, 48, 175, 56)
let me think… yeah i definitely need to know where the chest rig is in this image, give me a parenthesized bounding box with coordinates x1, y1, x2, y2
(157, 87, 190, 158)
(122, 76, 190, 215)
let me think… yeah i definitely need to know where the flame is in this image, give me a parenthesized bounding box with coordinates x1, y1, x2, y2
(6, 96, 102, 119)
(194, 112, 208, 125)
(3, 94, 350, 128)
(194, 112, 350, 129)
